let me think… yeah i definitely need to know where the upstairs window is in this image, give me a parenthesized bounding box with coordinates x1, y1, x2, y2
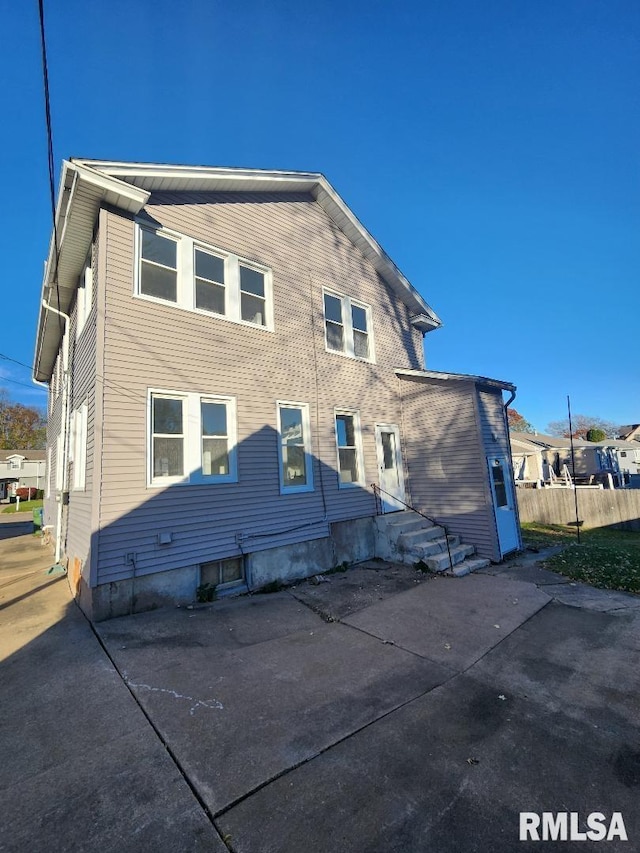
(135, 224, 273, 331)
(195, 248, 225, 315)
(240, 266, 266, 326)
(323, 291, 373, 361)
(140, 229, 178, 302)
(76, 256, 93, 338)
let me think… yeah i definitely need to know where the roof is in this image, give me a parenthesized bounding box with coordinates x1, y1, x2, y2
(618, 424, 640, 441)
(509, 434, 545, 454)
(33, 159, 443, 383)
(0, 450, 46, 462)
(510, 433, 640, 452)
(396, 368, 516, 393)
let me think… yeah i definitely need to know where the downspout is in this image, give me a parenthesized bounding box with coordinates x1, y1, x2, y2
(43, 299, 71, 565)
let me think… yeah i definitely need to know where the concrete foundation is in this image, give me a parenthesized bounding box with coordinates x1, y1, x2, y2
(79, 516, 378, 621)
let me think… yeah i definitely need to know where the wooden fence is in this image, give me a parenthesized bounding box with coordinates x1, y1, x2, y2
(517, 487, 640, 532)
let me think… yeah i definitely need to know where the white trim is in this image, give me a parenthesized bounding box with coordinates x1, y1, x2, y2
(334, 408, 365, 488)
(147, 389, 238, 487)
(323, 289, 375, 363)
(134, 223, 274, 331)
(72, 401, 88, 491)
(276, 401, 314, 494)
(76, 257, 93, 339)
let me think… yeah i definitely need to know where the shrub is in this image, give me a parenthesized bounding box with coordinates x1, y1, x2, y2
(586, 428, 606, 442)
(15, 487, 38, 500)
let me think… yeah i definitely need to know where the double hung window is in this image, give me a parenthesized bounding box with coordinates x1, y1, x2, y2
(149, 391, 237, 486)
(136, 224, 272, 330)
(335, 410, 364, 486)
(323, 291, 373, 361)
(277, 403, 313, 493)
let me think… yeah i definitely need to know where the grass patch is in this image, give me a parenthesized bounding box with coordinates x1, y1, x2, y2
(522, 523, 640, 594)
(2, 500, 43, 514)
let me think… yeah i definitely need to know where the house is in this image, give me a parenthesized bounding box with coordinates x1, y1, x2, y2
(511, 432, 640, 487)
(0, 450, 47, 500)
(618, 425, 640, 443)
(33, 159, 521, 620)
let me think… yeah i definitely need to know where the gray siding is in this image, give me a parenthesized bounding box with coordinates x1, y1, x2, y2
(96, 194, 422, 585)
(399, 376, 500, 561)
(476, 388, 511, 458)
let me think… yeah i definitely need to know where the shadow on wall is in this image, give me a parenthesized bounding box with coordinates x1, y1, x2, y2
(55, 423, 379, 621)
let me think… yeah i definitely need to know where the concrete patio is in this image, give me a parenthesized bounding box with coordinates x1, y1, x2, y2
(1, 523, 639, 852)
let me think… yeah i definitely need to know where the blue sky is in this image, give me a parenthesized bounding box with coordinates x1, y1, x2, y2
(2, 0, 639, 431)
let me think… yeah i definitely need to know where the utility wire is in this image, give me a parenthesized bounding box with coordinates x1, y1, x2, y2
(37, 0, 63, 335)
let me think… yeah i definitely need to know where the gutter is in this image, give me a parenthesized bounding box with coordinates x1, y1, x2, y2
(43, 299, 70, 565)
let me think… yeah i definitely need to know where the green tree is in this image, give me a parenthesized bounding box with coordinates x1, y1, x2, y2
(0, 390, 47, 449)
(507, 408, 536, 433)
(586, 428, 606, 442)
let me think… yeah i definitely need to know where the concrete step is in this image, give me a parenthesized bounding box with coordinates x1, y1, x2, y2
(423, 543, 475, 573)
(404, 534, 461, 560)
(398, 526, 447, 551)
(448, 557, 491, 578)
(387, 516, 433, 538)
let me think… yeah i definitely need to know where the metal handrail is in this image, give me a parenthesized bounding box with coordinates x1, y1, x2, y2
(371, 483, 454, 572)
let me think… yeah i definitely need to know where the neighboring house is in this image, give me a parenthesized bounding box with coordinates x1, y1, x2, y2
(33, 159, 521, 620)
(511, 432, 640, 486)
(618, 424, 640, 443)
(0, 450, 47, 500)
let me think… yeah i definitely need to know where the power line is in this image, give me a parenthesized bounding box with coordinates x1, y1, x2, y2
(0, 375, 46, 392)
(37, 0, 63, 335)
(0, 353, 34, 371)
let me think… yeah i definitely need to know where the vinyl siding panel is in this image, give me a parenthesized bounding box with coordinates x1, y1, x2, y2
(97, 194, 417, 585)
(399, 376, 500, 561)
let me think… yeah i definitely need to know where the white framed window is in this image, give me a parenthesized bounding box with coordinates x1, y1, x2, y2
(8, 456, 23, 471)
(200, 557, 245, 591)
(71, 401, 88, 490)
(76, 257, 93, 338)
(334, 409, 365, 487)
(135, 223, 273, 331)
(139, 227, 179, 303)
(148, 390, 238, 487)
(277, 402, 314, 493)
(324, 291, 374, 361)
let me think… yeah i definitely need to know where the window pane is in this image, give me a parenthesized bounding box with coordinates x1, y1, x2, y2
(201, 402, 227, 436)
(196, 280, 225, 314)
(241, 292, 265, 325)
(326, 321, 344, 352)
(142, 230, 176, 268)
(336, 414, 355, 448)
(240, 266, 265, 296)
(351, 305, 367, 332)
(202, 438, 229, 476)
(281, 407, 303, 444)
(381, 431, 395, 470)
(283, 445, 307, 487)
(220, 557, 243, 584)
(492, 460, 508, 507)
(324, 293, 342, 323)
(153, 437, 183, 477)
(338, 448, 358, 483)
(153, 397, 182, 434)
(141, 262, 177, 301)
(195, 250, 224, 283)
(353, 329, 369, 359)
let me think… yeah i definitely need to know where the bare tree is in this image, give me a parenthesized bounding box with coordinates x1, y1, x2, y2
(546, 414, 619, 440)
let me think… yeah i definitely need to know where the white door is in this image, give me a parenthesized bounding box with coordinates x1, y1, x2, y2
(487, 455, 520, 555)
(375, 424, 406, 513)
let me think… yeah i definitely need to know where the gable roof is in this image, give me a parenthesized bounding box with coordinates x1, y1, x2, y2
(0, 450, 46, 462)
(618, 424, 640, 441)
(33, 159, 443, 383)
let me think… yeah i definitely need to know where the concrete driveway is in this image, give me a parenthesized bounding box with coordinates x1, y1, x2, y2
(2, 525, 639, 852)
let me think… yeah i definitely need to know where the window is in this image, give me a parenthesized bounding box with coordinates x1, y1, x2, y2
(277, 403, 313, 493)
(148, 390, 237, 486)
(135, 224, 273, 331)
(8, 457, 23, 471)
(323, 291, 373, 361)
(195, 248, 225, 315)
(335, 410, 364, 486)
(76, 256, 93, 338)
(200, 557, 244, 590)
(72, 401, 88, 490)
(240, 265, 266, 326)
(139, 228, 178, 302)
